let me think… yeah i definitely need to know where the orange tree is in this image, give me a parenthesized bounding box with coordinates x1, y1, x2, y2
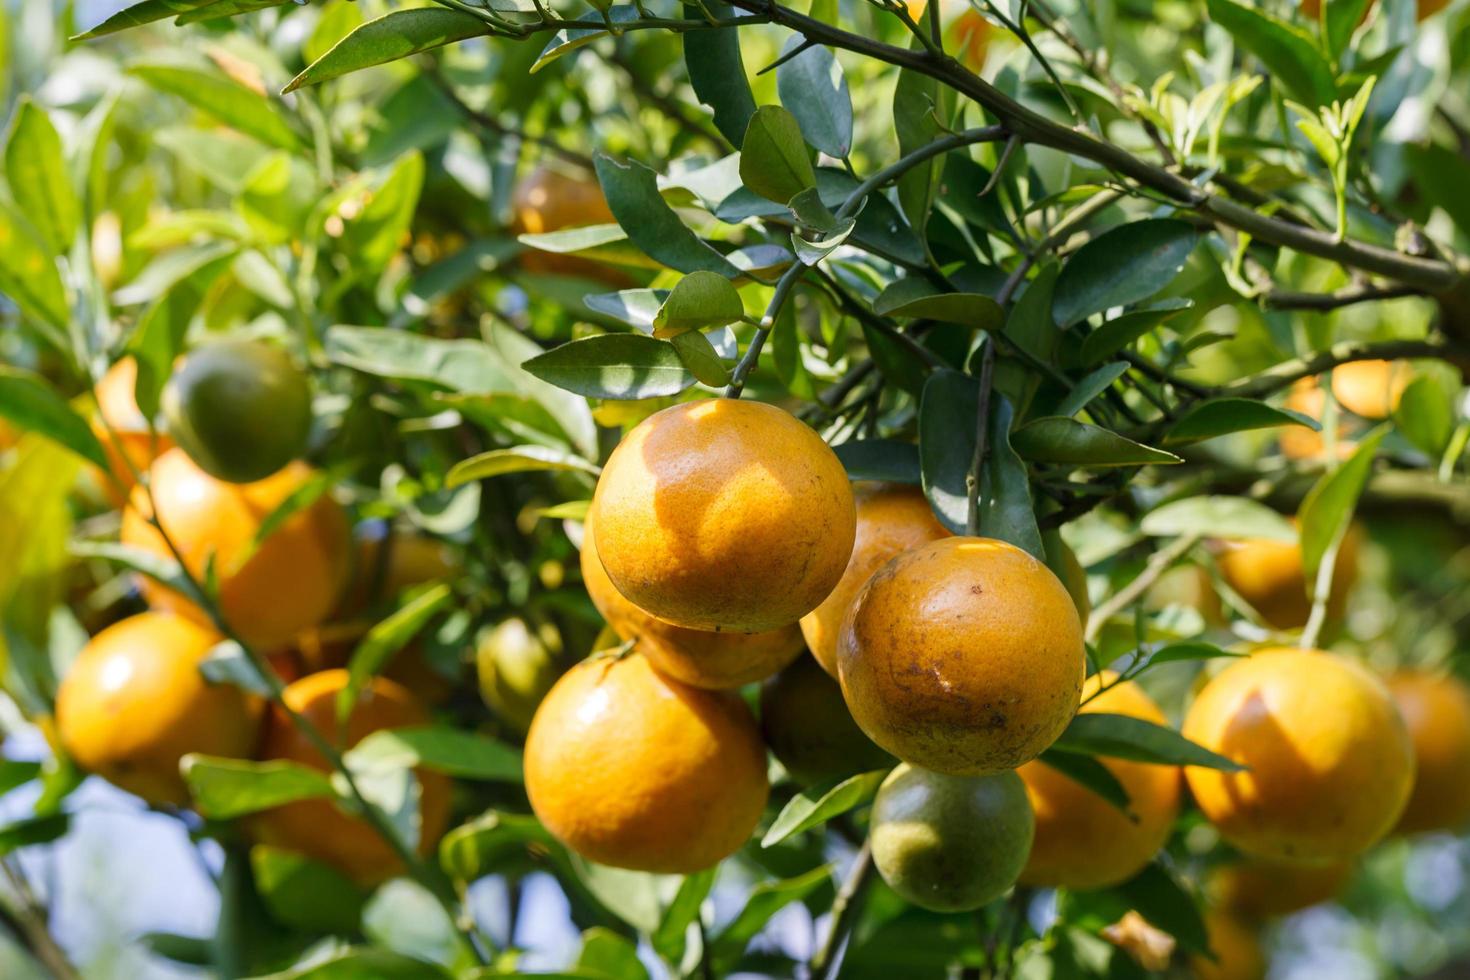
(2, 0, 1470, 976)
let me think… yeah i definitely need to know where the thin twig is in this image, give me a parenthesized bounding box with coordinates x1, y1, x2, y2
(1084, 532, 1202, 644)
(810, 840, 874, 979)
(966, 340, 997, 536)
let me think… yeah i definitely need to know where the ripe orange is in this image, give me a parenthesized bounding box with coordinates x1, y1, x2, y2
(250, 670, 450, 886)
(1210, 856, 1354, 920)
(524, 654, 768, 873)
(1183, 648, 1414, 862)
(163, 340, 312, 484)
(511, 164, 629, 283)
(759, 653, 893, 785)
(950, 9, 992, 72)
(89, 357, 172, 498)
(1279, 378, 1355, 461)
(1192, 908, 1266, 980)
(1215, 524, 1359, 631)
(580, 512, 804, 688)
(121, 449, 351, 652)
(590, 399, 856, 633)
(56, 612, 258, 806)
(1386, 670, 1470, 834)
(869, 764, 1034, 912)
(1017, 673, 1180, 890)
(799, 483, 948, 677)
(1331, 359, 1412, 419)
(838, 536, 1084, 775)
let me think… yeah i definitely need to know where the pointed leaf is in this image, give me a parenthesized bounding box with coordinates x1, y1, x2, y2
(1012, 417, 1182, 466)
(0, 368, 109, 469)
(1051, 713, 1244, 770)
(1140, 496, 1295, 541)
(1054, 220, 1196, 327)
(522, 334, 695, 400)
(595, 153, 737, 275)
(1165, 398, 1318, 445)
(762, 770, 887, 847)
(653, 271, 744, 337)
(682, 1, 756, 146)
(739, 105, 816, 206)
(5, 100, 80, 255)
(873, 278, 1003, 329)
(285, 9, 486, 92)
(1298, 426, 1387, 581)
(776, 38, 852, 158)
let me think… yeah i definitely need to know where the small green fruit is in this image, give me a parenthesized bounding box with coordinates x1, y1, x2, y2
(760, 653, 893, 785)
(870, 764, 1034, 912)
(477, 619, 564, 733)
(163, 340, 311, 484)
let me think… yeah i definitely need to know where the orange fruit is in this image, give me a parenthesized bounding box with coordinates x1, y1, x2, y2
(56, 612, 259, 806)
(1183, 647, 1414, 862)
(1331, 359, 1411, 419)
(1215, 524, 1359, 631)
(950, 9, 992, 72)
(250, 669, 450, 886)
(798, 483, 948, 677)
(581, 512, 803, 688)
(121, 449, 351, 652)
(759, 653, 893, 785)
(1210, 856, 1354, 920)
(511, 164, 629, 283)
(337, 528, 458, 618)
(1386, 670, 1470, 834)
(1192, 908, 1267, 980)
(869, 764, 1034, 912)
(524, 653, 768, 873)
(1017, 672, 1180, 890)
(590, 399, 856, 633)
(89, 357, 172, 499)
(293, 622, 457, 707)
(163, 340, 312, 484)
(838, 536, 1085, 775)
(1279, 378, 1355, 461)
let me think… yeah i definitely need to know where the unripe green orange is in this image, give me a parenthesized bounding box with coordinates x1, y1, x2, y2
(759, 653, 893, 785)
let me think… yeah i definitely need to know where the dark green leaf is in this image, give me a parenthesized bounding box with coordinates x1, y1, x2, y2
(861, 320, 931, 396)
(1053, 220, 1196, 327)
(652, 869, 715, 965)
(1298, 426, 1387, 582)
(1324, 0, 1371, 59)
(1405, 143, 1470, 236)
(892, 6, 954, 248)
(439, 810, 556, 883)
(710, 866, 831, 972)
(762, 770, 886, 847)
(1395, 375, 1454, 457)
(739, 105, 816, 206)
(670, 330, 732, 388)
(1013, 417, 1182, 467)
(872, 278, 1003, 329)
(138, 932, 213, 968)
(1115, 863, 1211, 956)
(653, 271, 745, 337)
(1165, 398, 1318, 445)
(0, 368, 109, 469)
(595, 153, 737, 275)
(522, 334, 696, 400)
(252, 845, 366, 934)
(286, 9, 486, 92)
(682, 1, 756, 146)
(776, 38, 852, 158)
(182, 756, 335, 819)
(0, 814, 67, 856)
(834, 439, 921, 484)
(1037, 749, 1131, 813)
(1051, 712, 1245, 770)
(1054, 363, 1128, 418)
(73, 0, 216, 39)
(345, 726, 523, 782)
(1078, 300, 1192, 365)
(1205, 0, 1336, 106)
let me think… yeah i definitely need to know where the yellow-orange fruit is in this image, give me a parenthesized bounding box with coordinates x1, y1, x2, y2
(1331, 359, 1411, 419)
(1192, 908, 1267, 980)
(838, 536, 1085, 775)
(1183, 648, 1414, 862)
(1215, 525, 1359, 631)
(1386, 670, 1470, 834)
(250, 670, 450, 886)
(1279, 378, 1355, 461)
(121, 449, 351, 652)
(1211, 856, 1354, 920)
(951, 9, 993, 71)
(1017, 673, 1180, 890)
(581, 513, 803, 688)
(524, 654, 768, 873)
(90, 358, 172, 498)
(511, 164, 629, 284)
(799, 483, 948, 677)
(56, 613, 258, 806)
(590, 399, 856, 633)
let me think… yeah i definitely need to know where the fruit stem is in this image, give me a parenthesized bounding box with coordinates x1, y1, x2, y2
(810, 838, 874, 979)
(966, 339, 996, 537)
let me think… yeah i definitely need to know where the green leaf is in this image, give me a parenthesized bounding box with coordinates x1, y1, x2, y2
(576, 928, 650, 980)
(1165, 398, 1318, 445)
(285, 9, 486, 92)
(892, 7, 954, 249)
(1037, 749, 1131, 813)
(834, 439, 921, 484)
(1078, 300, 1192, 365)
(682, 1, 756, 146)
(69, 540, 189, 593)
(252, 845, 366, 934)
(776, 38, 852, 158)
(0, 814, 69, 857)
(1054, 362, 1128, 418)
(0, 368, 109, 469)
(268, 948, 453, 979)
(651, 869, 715, 965)
(533, 7, 642, 73)
(585, 289, 670, 330)
(670, 330, 732, 388)
(1298, 425, 1387, 583)
(447, 446, 600, 488)
(73, 0, 217, 39)
(872, 278, 1003, 330)
(1405, 143, 1470, 237)
(1050, 712, 1245, 771)
(1053, 220, 1196, 327)
(337, 152, 425, 272)
(1013, 417, 1182, 467)
(653, 271, 745, 337)
(439, 810, 556, 883)
(861, 320, 931, 396)
(1395, 375, 1454, 457)
(1115, 863, 1210, 956)
(129, 63, 299, 150)
(345, 727, 522, 782)
(762, 770, 887, 847)
(709, 866, 832, 972)
(1004, 262, 1060, 362)
(339, 584, 454, 723)
(5, 99, 80, 255)
(199, 641, 273, 697)
(182, 756, 335, 819)
(1205, 0, 1336, 106)
(594, 153, 737, 275)
(1129, 641, 1243, 670)
(0, 761, 41, 796)
(522, 334, 695, 400)
(1324, 0, 1371, 60)
(739, 105, 816, 206)
(0, 205, 69, 332)
(1140, 496, 1295, 541)
(138, 932, 213, 968)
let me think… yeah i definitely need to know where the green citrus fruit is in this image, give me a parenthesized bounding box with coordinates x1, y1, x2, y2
(163, 340, 312, 484)
(477, 618, 565, 733)
(759, 654, 893, 785)
(870, 764, 1034, 912)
